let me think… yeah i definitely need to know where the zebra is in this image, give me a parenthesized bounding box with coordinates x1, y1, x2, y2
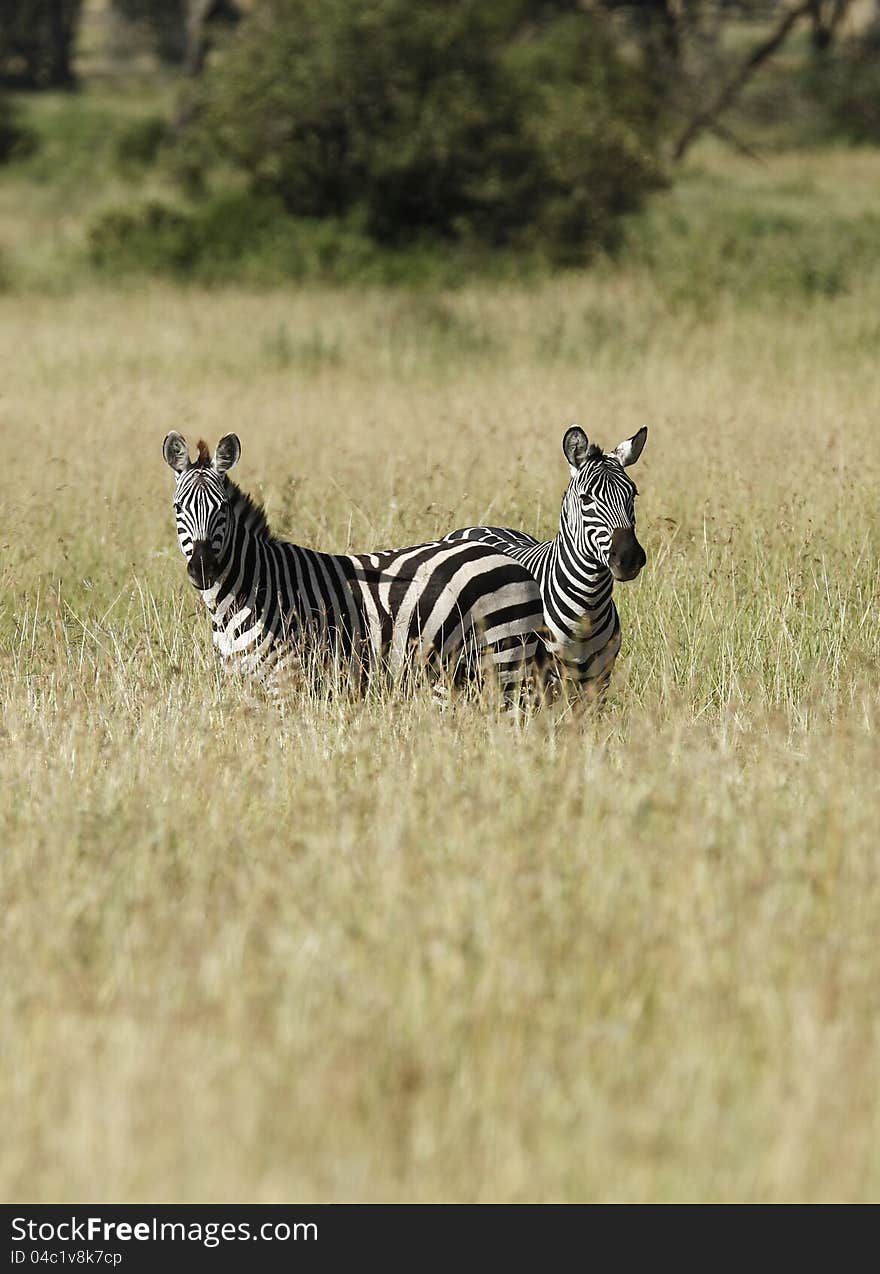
(162, 431, 552, 696)
(446, 425, 647, 696)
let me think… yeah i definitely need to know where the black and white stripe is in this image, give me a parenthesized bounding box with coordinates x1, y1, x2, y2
(163, 432, 550, 693)
(447, 426, 647, 693)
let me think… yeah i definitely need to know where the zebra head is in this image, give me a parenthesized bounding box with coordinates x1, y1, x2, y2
(163, 431, 241, 589)
(561, 425, 647, 581)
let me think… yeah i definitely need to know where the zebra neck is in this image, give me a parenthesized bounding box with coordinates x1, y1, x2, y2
(541, 536, 615, 633)
(198, 494, 288, 664)
(545, 532, 613, 601)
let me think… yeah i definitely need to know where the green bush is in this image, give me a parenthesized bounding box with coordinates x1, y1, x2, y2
(86, 192, 389, 284)
(183, 0, 666, 264)
(86, 190, 558, 285)
(89, 194, 294, 279)
(113, 116, 169, 172)
(88, 201, 199, 274)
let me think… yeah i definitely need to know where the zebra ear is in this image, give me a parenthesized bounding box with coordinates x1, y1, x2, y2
(563, 425, 590, 474)
(612, 427, 648, 469)
(163, 431, 191, 474)
(213, 434, 241, 473)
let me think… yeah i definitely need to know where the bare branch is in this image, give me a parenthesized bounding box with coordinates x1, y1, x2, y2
(706, 119, 765, 164)
(673, 1, 815, 163)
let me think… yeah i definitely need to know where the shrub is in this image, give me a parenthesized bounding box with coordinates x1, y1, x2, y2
(86, 189, 553, 285)
(88, 201, 199, 274)
(183, 0, 666, 264)
(86, 192, 383, 283)
(114, 116, 169, 172)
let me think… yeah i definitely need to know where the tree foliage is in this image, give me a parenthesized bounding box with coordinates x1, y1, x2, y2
(185, 0, 666, 262)
(0, 0, 83, 88)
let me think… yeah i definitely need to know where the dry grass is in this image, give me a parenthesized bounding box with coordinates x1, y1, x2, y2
(1, 251, 879, 1200)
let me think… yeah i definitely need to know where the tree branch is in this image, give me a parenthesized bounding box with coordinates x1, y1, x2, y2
(706, 118, 764, 163)
(673, 1, 815, 163)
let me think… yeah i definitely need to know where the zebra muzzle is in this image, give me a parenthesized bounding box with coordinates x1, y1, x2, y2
(609, 528, 646, 582)
(188, 541, 218, 589)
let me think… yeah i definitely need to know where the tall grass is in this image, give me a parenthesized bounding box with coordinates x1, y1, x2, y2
(1, 259, 878, 1200)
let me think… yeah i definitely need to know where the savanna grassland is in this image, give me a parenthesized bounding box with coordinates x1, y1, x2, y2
(2, 135, 880, 1201)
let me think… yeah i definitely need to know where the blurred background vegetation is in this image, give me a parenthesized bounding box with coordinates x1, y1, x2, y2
(0, 0, 879, 289)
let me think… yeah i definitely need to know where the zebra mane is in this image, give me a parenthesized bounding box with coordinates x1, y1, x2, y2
(194, 439, 212, 467)
(585, 443, 604, 462)
(226, 477, 270, 539)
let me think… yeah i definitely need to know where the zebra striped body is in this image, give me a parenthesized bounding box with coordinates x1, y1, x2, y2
(445, 523, 622, 686)
(447, 426, 648, 693)
(163, 433, 549, 693)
